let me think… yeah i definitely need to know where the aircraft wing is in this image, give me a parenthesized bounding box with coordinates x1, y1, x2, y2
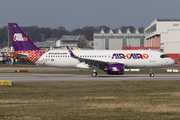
(67, 46, 117, 70)
(78, 57, 108, 69)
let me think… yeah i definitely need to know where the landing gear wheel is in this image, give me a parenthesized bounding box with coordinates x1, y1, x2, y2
(150, 73, 154, 77)
(150, 69, 154, 77)
(91, 72, 97, 77)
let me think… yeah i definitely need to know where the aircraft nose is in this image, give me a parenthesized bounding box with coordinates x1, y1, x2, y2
(169, 59, 175, 66)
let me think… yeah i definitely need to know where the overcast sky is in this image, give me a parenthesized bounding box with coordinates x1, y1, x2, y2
(0, 0, 180, 30)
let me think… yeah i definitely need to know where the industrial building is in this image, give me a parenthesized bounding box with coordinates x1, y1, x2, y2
(35, 35, 91, 50)
(34, 38, 56, 50)
(56, 35, 90, 49)
(93, 28, 145, 50)
(0, 47, 14, 65)
(145, 19, 180, 61)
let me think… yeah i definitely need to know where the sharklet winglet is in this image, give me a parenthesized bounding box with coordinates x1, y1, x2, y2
(66, 46, 78, 58)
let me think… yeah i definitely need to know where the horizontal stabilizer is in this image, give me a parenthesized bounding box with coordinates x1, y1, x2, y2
(9, 52, 29, 58)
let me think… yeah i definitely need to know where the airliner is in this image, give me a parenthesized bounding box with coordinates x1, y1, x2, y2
(5, 23, 175, 77)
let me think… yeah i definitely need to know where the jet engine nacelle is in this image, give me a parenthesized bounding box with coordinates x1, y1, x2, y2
(107, 63, 124, 75)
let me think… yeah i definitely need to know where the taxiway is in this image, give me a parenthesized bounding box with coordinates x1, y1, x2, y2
(0, 73, 180, 82)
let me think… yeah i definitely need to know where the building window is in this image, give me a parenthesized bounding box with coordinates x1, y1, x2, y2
(151, 24, 156, 33)
(145, 24, 156, 35)
(105, 39, 109, 50)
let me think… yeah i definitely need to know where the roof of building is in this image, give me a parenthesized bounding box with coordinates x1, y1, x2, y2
(46, 38, 57, 42)
(34, 42, 56, 48)
(60, 35, 79, 41)
(157, 19, 180, 21)
(94, 27, 144, 34)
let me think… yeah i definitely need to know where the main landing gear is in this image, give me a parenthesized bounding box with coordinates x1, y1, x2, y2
(91, 70, 97, 77)
(150, 69, 154, 77)
(91, 69, 155, 77)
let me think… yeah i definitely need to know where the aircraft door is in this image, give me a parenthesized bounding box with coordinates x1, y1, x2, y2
(42, 59, 46, 65)
(150, 51, 155, 62)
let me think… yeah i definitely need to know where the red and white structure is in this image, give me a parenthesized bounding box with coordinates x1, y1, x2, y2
(144, 19, 180, 62)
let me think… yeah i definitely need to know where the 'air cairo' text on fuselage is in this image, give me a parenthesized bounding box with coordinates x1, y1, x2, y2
(112, 53, 149, 59)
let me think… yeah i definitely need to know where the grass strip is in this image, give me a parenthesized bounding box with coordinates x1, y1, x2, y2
(1, 81, 180, 119)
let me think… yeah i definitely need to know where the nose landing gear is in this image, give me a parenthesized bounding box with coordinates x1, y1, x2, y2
(150, 69, 154, 77)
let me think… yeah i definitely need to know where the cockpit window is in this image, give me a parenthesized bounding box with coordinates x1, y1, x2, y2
(160, 54, 169, 58)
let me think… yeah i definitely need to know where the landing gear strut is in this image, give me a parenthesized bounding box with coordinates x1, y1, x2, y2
(150, 69, 154, 77)
(91, 70, 97, 77)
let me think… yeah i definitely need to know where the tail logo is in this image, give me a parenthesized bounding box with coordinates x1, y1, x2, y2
(13, 33, 28, 41)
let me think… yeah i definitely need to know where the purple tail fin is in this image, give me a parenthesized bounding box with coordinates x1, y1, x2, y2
(8, 23, 40, 51)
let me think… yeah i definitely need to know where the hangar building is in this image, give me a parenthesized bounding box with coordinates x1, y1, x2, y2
(94, 28, 145, 50)
(35, 35, 90, 50)
(145, 19, 180, 61)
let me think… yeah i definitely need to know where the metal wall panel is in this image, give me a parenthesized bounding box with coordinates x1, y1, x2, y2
(109, 39, 122, 50)
(126, 39, 140, 47)
(94, 39, 105, 50)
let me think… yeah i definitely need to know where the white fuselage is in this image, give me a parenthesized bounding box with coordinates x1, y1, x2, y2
(35, 50, 175, 69)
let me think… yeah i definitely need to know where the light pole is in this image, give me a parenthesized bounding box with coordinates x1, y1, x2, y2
(7, 29, 9, 47)
(41, 34, 44, 42)
(4, 38, 5, 47)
